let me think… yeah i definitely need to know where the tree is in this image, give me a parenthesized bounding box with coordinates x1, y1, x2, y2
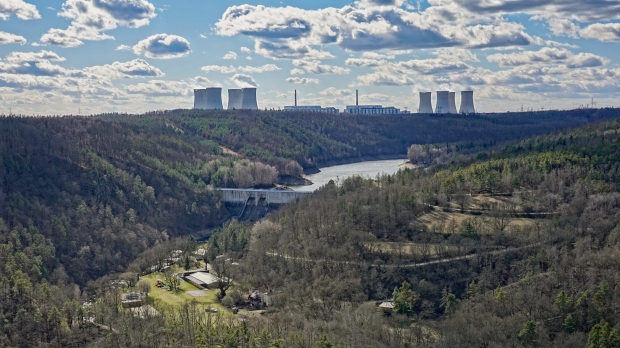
(518, 321, 538, 347)
(210, 255, 233, 298)
(393, 281, 419, 317)
(562, 314, 576, 334)
(316, 334, 333, 348)
(588, 321, 620, 348)
(136, 280, 151, 294)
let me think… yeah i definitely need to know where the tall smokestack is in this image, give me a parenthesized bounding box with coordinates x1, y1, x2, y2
(459, 91, 475, 114)
(418, 92, 433, 113)
(295, 89, 297, 107)
(435, 91, 450, 114)
(356, 90, 358, 106)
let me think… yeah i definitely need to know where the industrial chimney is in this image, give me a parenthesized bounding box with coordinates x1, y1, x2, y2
(295, 89, 297, 107)
(227, 89, 242, 110)
(435, 91, 450, 114)
(356, 90, 359, 106)
(241, 87, 258, 110)
(194, 88, 223, 110)
(418, 92, 433, 113)
(459, 91, 475, 114)
(449, 92, 457, 114)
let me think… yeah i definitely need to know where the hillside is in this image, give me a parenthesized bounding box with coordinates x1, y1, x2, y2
(101, 108, 620, 169)
(1, 111, 620, 347)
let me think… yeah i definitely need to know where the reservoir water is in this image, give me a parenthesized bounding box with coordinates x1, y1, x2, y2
(291, 158, 409, 192)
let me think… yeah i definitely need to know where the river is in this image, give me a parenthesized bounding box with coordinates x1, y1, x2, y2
(290, 158, 410, 192)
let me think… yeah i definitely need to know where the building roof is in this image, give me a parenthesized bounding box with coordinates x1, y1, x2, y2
(379, 301, 395, 309)
(187, 272, 219, 286)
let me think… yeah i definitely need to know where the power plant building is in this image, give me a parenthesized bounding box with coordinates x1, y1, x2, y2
(241, 88, 259, 110)
(449, 92, 457, 114)
(459, 91, 475, 114)
(194, 88, 223, 110)
(435, 91, 451, 114)
(418, 92, 433, 113)
(227, 89, 243, 109)
(345, 105, 400, 114)
(283, 106, 339, 114)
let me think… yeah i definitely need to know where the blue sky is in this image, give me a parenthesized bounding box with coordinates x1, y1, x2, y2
(0, 0, 619, 114)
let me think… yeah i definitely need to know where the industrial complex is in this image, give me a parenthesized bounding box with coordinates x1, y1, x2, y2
(194, 88, 477, 115)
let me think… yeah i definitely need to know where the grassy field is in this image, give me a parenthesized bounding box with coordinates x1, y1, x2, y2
(417, 210, 539, 235)
(138, 266, 228, 313)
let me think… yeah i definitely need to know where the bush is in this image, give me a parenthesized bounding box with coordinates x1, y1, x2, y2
(221, 295, 235, 308)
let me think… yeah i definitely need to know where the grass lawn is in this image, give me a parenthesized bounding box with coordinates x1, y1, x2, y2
(138, 267, 229, 313)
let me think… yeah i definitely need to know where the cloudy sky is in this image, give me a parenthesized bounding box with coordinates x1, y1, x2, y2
(1, 0, 619, 115)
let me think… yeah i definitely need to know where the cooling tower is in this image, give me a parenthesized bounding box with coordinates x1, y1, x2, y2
(459, 91, 475, 114)
(194, 88, 223, 110)
(194, 89, 208, 109)
(435, 91, 450, 114)
(228, 89, 243, 110)
(241, 88, 258, 110)
(449, 92, 457, 114)
(418, 92, 433, 113)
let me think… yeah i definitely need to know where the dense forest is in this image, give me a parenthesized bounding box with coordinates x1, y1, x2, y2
(1, 109, 620, 347)
(102, 108, 619, 169)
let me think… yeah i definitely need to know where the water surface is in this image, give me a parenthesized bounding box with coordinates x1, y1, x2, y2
(291, 159, 408, 192)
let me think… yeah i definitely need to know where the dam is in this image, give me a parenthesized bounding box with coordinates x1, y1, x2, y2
(218, 188, 310, 221)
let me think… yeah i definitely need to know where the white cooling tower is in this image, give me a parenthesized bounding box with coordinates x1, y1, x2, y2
(418, 92, 433, 113)
(228, 89, 243, 110)
(194, 89, 208, 109)
(435, 91, 450, 114)
(449, 92, 457, 114)
(241, 88, 258, 110)
(459, 91, 475, 114)
(194, 88, 223, 110)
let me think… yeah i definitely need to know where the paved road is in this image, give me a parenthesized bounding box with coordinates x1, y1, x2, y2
(266, 243, 541, 269)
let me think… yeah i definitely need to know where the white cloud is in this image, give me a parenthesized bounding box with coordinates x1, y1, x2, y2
(83, 59, 164, 78)
(353, 71, 416, 86)
(286, 77, 319, 84)
(115, 44, 131, 51)
(201, 65, 237, 74)
(240, 46, 252, 54)
(345, 58, 386, 67)
(580, 23, 620, 42)
(361, 51, 395, 60)
(237, 64, 280, 73)
(201, 64, 280, 74)
(223, 51, 238, 60)
(0, 31, 27, 45)
(546, 18, 580, 38)
(292, 60, 350, 74)
(132, 34, 191, 59)
(216, 4, 534, 61)
(199, 34, 207, 39)
(0, 0, 40, 20)
(320, 87, 351, 96)
(290, 68, 305, 75)
(39, 0, 156, 47)
(125, 80, 186, 96)
(229, 73, 257, 87)
(487, 47, 608, 68)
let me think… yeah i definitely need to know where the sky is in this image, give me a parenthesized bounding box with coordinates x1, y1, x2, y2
(0, 0, 619, 115)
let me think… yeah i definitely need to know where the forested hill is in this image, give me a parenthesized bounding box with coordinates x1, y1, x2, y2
(0, 117, 230, 285)
(101, 108, 620, 169)
(220, 116, 620, 347)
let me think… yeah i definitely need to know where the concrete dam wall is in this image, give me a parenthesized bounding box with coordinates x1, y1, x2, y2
(219, 189, 310, 221)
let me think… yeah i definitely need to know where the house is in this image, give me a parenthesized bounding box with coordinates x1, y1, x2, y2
(122, 293, 144, 309)
(183, 271, 220, 289)
(379, 301, 395, 314)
